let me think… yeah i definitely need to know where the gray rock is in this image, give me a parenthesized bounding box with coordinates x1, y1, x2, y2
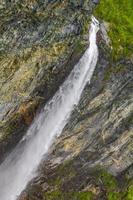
(92, 0, 100, 4)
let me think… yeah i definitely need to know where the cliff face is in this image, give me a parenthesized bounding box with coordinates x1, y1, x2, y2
(0, 0, 94, 162)
(19, 27, 133, 200)
(0, 1, 133, 200)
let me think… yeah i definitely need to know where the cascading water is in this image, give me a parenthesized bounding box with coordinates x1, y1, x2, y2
(0, 16, 99, 200)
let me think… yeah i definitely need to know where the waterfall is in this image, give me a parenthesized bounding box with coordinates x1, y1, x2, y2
(0, 16, 99, 200)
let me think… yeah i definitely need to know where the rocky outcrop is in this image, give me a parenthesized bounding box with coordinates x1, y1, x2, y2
(0, 0, 95, 162)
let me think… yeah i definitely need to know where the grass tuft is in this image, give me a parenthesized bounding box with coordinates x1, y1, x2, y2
(94, 0, 133, 59)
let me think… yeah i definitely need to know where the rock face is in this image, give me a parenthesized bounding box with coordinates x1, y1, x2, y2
(0, 0, 94, 162)
(0, 1, 133, 200)
(19, 27, 133, 199)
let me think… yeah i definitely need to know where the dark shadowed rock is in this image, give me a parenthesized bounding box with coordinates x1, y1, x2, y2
(92, 0, 100, 5)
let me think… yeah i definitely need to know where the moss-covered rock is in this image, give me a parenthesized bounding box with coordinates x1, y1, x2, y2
(44, 191, 93, 200)
(20, 157, 133, 200)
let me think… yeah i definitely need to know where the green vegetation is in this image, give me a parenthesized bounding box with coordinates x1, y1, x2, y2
(91, 167, 133, 200)
(107, 192, 121, 200)
(27, 164, 133, 200)
(44, 191, 93, 200)
(94, 0, 133, 59)
(98, 169, 118, 190)
(125, 185, 133, 200)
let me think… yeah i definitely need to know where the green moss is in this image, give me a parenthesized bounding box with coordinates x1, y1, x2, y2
(98, 169, 117, 191)
(125, 185, 133, 200)
(96, 169, 133, 200)
(94, 0, 133, 59)
(108, 192, 121, 200)
(92, 167, 133, 199)
(44, 191, 93, 200)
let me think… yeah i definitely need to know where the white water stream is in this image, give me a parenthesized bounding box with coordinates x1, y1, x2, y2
(0, 16, 99, 200)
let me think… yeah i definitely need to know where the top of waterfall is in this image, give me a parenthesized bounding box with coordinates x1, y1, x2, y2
(91, 16, 99, 35)
(91, 16, 99, 26)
